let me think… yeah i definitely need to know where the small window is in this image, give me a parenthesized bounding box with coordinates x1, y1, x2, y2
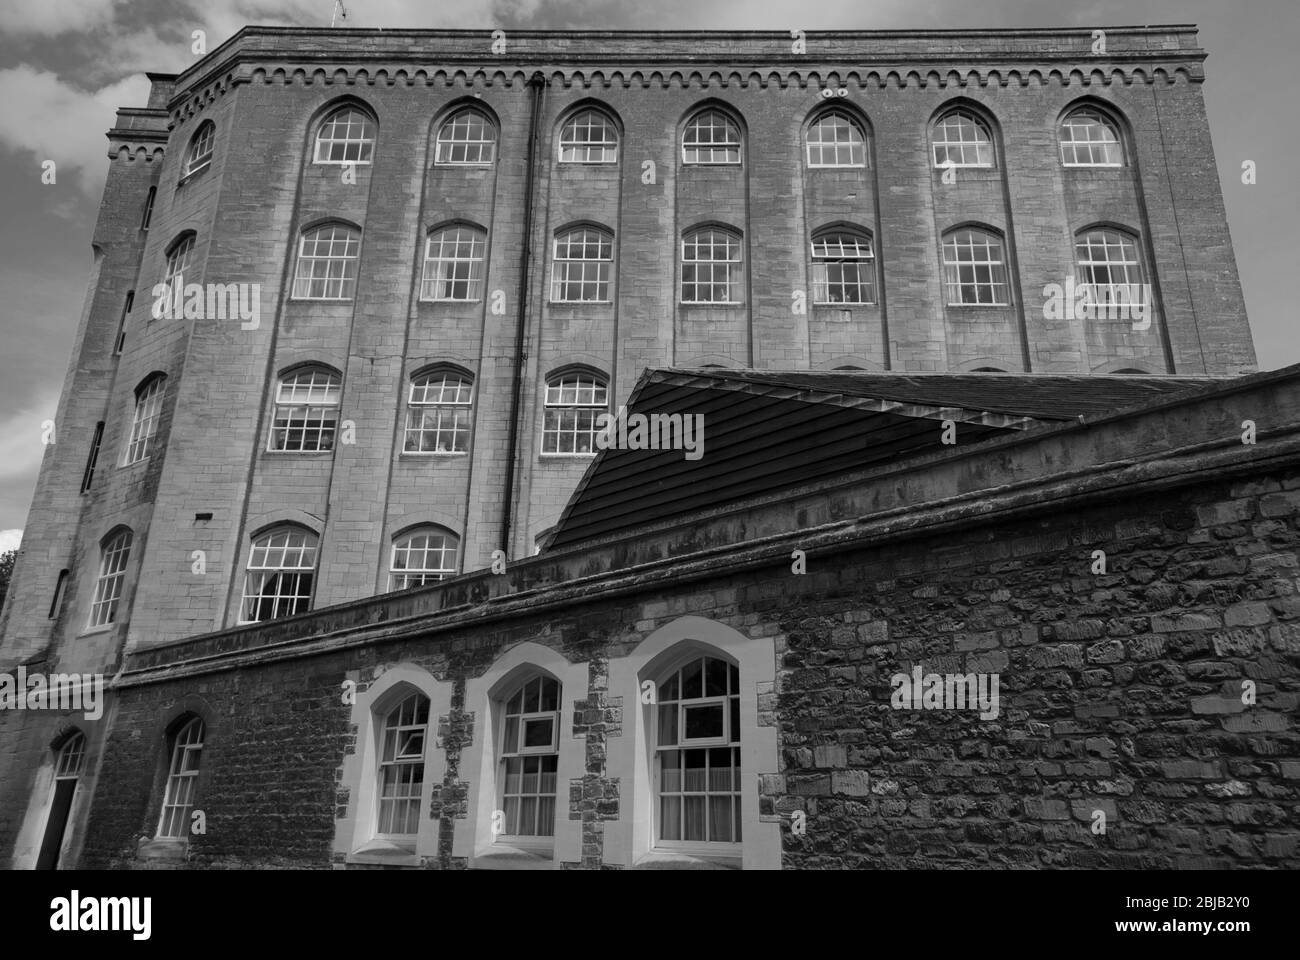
(157, 717, 204, 839)
(1059, 108, 1123, 168)
(806, 110, 867, 168)
(932, 110, 994, 169)
(377, 693, 429, 837)
(681, 227, 742, 304)
(542, 371, 608, 455)
(56, 733, 86, 779)
(269, 367, 341, 453)
(183, 122, 215, 178)
(559, 109, 618, 163)
(435, 108, 497, 165)
(292, 224, 361, 300)
(124, 375, 165, 464)
(80, 421, 104, 493)
(314, 106, 376, 164)
(421, 225, 486, 302)
(550, 226, 613, 302)
(113, 291, 132, 355)
(140, 187, 156, 231)
(162, 236, 194, 308)
(88, 529, 132, 628)
(48, 569, 70, 620)
(239, 526, 318, 623)
(499, 675, 561, 838)
(941, 229, 1009, 306)
(404, 370, 472, 454)
(682, 109, 741, 165)
(1075, 228, 1145, 311)
(389, 528, 459, 589)
(811, 230, 875, 304)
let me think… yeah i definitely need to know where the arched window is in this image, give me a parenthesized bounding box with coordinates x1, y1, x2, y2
(1059, 107, 1123, 168)
(681, 226, 742, 304)
(654, 654, 741, 845)
(269, 367, 341, 452)
(157, 717, 204, 839)
(550, 226, 613, 302)
(239, 526, 318, 623)
(88, 529, 132, 628)
(36, 733, 86, 869)
(559, 108, 618, 164)
(184, 121, 215, 177)
(140, 186, 156, 231)
(292, 223, 360, 300)
(125, 374, 165, 464)
(932, 109, 994, 168)
(806, 110, 867, 168)
(421, 224, 486, 301)
(404, 369, 472, 454)
(941, 228, 1009, 306)
(435, 107, 497, 164)
(1075, 227, 1145, 311)
(498, 675, 561, 839)
(390, 527, 460, 589)
(811, 228, 876, 304)
(162, 235, 194, 305)
(376, 692, 429, 837)
(314, 106, 376, 164)
(542, 370, 608, 455)
(682, 108, 741, 165)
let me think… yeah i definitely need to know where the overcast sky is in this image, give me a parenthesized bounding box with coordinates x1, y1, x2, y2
(0, 0, 1294, 538)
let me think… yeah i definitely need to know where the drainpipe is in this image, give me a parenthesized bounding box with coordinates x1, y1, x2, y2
(500, 70, 547, 556)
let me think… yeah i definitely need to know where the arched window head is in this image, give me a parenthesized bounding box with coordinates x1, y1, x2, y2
(292, 223, 360, 300)
(314, 106, 376, 165)
(681, 227, 742, 304)
(932, 109, 994, 169)
(88, 528, 132, 628)
(654, 654, 741, 844)
(421, 224, 486, 302)
(499, 675, 561, 838)
(811, 229, 875, 304)
(806, 110, 867, 168)
(941, 228, 1009, 306)
(157, 717, 204, 839)
(682, 108, 741, 165)
(1059, 107, 1122, 168)
(542, 370, 608, 455)
(184, 121, 215, 177)
(971, 367, 1007, 373)
(376, 692, 429, 837)
(269, 367, 340, 453)
(56, 733, 86, 779)
(125, 375, 165, 464)
(1075, 228, 1146, 311)
(162, 235, 194, 304)
(390, 527, 460, 589)
(239, 526, 318, 623)
(404, 369, 472, 454)
(551, 226, 613, 303)
(435, 107, 497, 165)
(559, 108, 618, 164)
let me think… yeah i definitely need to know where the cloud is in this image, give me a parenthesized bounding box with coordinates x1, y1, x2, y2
(0, 388, 60, 482)
(0, 0, 117, 37)
(0, 529, 21, 554)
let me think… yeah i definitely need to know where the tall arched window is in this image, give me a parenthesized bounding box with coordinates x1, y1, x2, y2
(550, 226, 613, 302)
(183, 121, 215, 177)
(1059, 107, 1123, 167)
(941, 228, 1009, 306)
(435, 107, 497, 164)
(811, 228, 876, 304)
(421, 224, 486, 301)
(314, 105, 376, 164)
(498, 675, 561, 839)
(239, 526, 318, 623)
(376, 692, 429, 837)
(542, 370, 608, 455)
(389, 527, 459, 589)
(269, 366, 341, 452)
(932, 109, 994, 168)
(404, 369, 472, 454)
(36, 733, 86, 869)
(161, 234, 194, 305)
(559, 108, 618, 163)
(88, 528, 132, 628)
(157, 717, 204, 839)
(682, 108, 741, 165)
(292, 223, 361, 300)
(1075, 227, 1145, 310)
(654, 654, 741, 845)
(125, 374, 165, 464)
(681, 226, 742, 304)
(806, 110, 867, 168)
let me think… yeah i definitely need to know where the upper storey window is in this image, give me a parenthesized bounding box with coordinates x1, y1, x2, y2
(681, 227, 742, 304)
(314, 106, 377, 165)
(1075, 228, 1145, 309)
(421, 224, 486, 302)
(240, 526, 318, 623)
(932, 110, 994, 169)
(559, 109, 618, 164)
(292, 223, 361, 300)
(542, 370, 608, 456)
(88, 528, 132, 628)
(269, 367, 341, 453)
(942, 228, 1009, 306)
(183, 121, 215, 178)
(811, 229, 876, 304)
(404, 369, 473, 454)
(435, 108, 497, 165)
(806, 110, 867, 168)
(550, 226, 613, 303)
(125, 374, 165, 464)
(1059, 108, 1123, 167)
(162, 235, 194, 306)
(682, 109, 741, 165)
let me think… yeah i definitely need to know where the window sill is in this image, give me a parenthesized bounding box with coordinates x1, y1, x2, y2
(78, 623, 115, 638)
(473, 842, 555, 870)
(633, 848, 742, 870)
(346, 839, 420, 867)
(398, 451, 469, 460)
(178, 165, 210, 187)
(263, 450, 334, 457)
(137, 837, 188, 861)
(538, 453, 596, 460)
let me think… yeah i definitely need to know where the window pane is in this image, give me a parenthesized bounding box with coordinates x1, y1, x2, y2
(684, 703, 724, 741)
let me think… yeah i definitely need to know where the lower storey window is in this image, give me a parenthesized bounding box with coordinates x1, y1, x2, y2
(502, 755, 558, 837)
(658, 746, 742, 843)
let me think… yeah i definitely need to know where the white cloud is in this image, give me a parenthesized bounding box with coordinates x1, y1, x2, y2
(0, 387, 60, 483)
(0, 0, 117, 36)
(0, 529, 21, 554)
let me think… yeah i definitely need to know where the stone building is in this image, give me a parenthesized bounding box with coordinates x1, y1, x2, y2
(2, 26, 1290, 871)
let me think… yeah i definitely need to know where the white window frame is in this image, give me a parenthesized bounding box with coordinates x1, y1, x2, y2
(375, 692, 429, 840)
(314, 106, 376, 165)
(559, 109, 619, 164)
(420, 225, 486, 302)
(124, 376, 165, 465)
(550, 227, 613, 303)
(1059, 108, 1123, 168)
(268, 367, 341, 453)
(291, 224, 361, 301)
(87, 529, 132, 629)
(403, 370, 473, 455)
(389, 528, 460, 590)
(806, 110, 867, 168)
(157, 717, 204, 839)
(682, 109, 742, 165)
(161, 236, 194, 309)
(498, 675, 561, 843)
(680, 228, 742, 304)
(932, 110, 995, 169)
(238, 526, 318, 624)
(1075, 227, 1146, 310)
(183, 122, 215, 178)
(435, 108, 497, 165)
(541, 372, 608, 456)
(942, 229, 1010, 306)
(811, 231, 876, 304)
